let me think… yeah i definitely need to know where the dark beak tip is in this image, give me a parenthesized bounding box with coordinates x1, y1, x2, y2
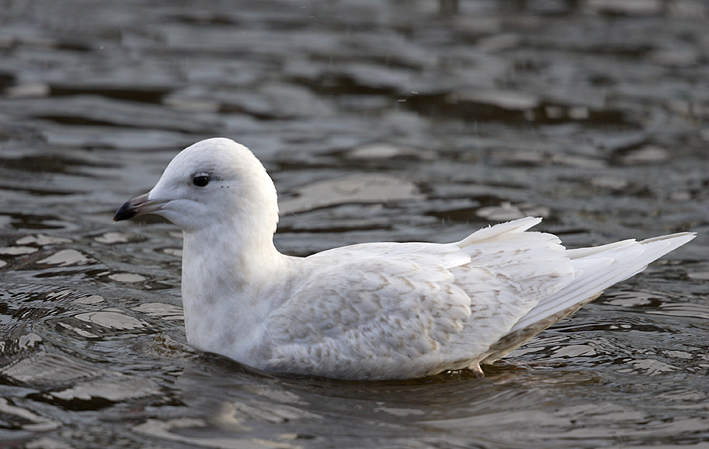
(114, 201, 138, 222)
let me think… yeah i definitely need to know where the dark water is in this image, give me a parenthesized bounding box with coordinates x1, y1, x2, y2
(2, 0, 709, 447)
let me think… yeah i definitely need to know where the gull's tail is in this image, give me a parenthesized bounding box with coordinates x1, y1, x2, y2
(481, 229, 696, 364)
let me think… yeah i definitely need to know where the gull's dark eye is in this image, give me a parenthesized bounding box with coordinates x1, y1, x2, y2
(193, 175, 210, 187)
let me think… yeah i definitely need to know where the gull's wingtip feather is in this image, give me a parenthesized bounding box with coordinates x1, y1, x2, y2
(493, 229, 696, 360)
(640, 231, 696, 248)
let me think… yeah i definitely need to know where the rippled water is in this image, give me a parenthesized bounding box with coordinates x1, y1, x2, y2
(2, 0, 709, 447)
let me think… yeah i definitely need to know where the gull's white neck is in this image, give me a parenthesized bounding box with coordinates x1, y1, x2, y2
(179, 204, 288, 361)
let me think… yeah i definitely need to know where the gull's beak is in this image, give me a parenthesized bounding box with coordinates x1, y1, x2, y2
(114, 193, 165, 222)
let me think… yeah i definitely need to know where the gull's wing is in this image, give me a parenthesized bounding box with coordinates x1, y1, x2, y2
(265, 219, 577, 380)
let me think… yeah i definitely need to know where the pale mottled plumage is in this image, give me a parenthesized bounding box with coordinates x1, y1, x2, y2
(115, 138, 695, 380)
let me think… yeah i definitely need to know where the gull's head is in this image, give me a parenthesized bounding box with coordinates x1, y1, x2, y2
(114, 138, 278, 234)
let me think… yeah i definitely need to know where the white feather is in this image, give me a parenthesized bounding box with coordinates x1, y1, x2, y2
(510, 233, 696, 334)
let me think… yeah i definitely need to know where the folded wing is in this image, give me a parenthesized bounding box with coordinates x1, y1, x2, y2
(265, 218, 578, 379)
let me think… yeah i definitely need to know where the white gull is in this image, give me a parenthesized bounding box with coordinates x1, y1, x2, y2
(114, 138, 695, 380)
